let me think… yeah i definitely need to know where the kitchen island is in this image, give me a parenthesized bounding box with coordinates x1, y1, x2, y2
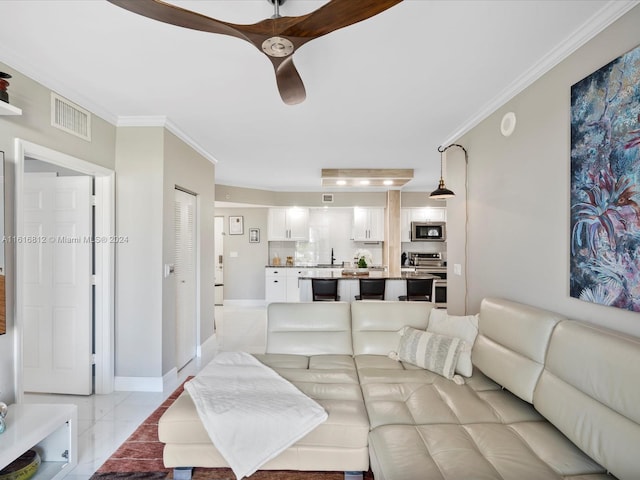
(297, 272, 437, 302)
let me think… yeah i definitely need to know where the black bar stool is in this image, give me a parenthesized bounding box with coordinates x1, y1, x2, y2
(399, 277, 433, 301)
(312, 278, 340, 301)
(355, 278, 386, 300)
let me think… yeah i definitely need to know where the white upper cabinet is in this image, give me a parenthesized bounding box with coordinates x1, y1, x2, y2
(400, 207, 447, 242)
(268, 207, 309, 241)
(352, 207, 385, 241)
(401, 208, 413, 242)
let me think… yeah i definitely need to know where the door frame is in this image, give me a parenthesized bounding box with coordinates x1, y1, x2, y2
(14, 139, 115, 400)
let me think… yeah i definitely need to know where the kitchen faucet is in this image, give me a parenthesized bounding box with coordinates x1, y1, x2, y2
(331, 248, 336, 266)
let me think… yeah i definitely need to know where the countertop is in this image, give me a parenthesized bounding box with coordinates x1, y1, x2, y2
(265, 264, 386, 269)
(298, 272, 437, 280)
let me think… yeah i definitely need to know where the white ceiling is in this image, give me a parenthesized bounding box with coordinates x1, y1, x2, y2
(0, 1, 636, 192)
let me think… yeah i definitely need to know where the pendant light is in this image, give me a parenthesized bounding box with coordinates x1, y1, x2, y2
(429, 144, 467, 199)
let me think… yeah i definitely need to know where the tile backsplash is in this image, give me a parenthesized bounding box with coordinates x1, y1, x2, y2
(268, 208, 383, 266)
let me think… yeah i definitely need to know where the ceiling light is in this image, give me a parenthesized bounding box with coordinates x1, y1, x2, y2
(430, 144, 468, 199)
(321, 169, 413, 188)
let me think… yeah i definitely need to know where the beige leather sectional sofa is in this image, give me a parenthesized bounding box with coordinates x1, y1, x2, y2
(158, 298, 640, 479)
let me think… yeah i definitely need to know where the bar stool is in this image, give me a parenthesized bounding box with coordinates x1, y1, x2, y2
(399, 278, 433, 301)
(312, 278, 340, 301)
(355, 278, 386, 300)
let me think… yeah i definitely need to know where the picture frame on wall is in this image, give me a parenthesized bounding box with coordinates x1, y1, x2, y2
(249, 228, 260, 243)
(229, 216, 244, 235)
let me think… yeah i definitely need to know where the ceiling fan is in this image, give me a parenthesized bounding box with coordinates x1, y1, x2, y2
(107, 0, 403, 105)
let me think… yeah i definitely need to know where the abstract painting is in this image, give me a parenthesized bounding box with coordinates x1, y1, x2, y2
(570, 43, 640, 312)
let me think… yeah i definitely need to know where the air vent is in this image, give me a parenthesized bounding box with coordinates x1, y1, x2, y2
(322, 193, 334, 203)
(51, 92, 91, 141)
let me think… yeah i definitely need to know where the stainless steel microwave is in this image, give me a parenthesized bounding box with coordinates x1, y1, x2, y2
(411, 222, 446, 242)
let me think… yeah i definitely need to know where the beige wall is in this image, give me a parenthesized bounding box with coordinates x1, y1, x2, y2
(116, 127, 216, 381)
(162, 130, 216, 373)
(442, 147, 468, 315)
(216, 184, 389, 208)
(0, 61, 116, 403)
(115, 127, 165, 378)
(452, 4, 640, 337)
(216, 207, 269, 301)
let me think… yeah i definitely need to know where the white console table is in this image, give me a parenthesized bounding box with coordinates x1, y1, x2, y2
(0, 404, 78, 479)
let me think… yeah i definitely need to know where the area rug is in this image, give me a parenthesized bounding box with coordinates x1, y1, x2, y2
(90, 378, 373, 480)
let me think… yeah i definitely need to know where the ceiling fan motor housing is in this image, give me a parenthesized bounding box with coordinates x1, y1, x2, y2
(262, 36, 294, 57)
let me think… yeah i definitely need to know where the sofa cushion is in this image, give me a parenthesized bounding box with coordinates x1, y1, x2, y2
(395, 327, 462, 380)
(160, 390, 369, 449)
(255, 354, 356, 374)
(254, 353, 360, 386)
(473, 297, 565, 403)
(266, 302, 353, 355)
(368, 423, 607, 480)
(362, 381, 542, 429)
(534, 320, 640, 480)
(351, 301, 433, 355)
(427, 309, 479, 377)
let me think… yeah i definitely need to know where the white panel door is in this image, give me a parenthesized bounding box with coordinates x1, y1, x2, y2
(175, 189, 197, 370)
(23, 174, 93, 395)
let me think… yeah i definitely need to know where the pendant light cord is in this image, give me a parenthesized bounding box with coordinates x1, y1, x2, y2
(437, 143, 469, 314)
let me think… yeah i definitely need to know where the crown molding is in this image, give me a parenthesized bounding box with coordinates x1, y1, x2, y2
(441, 0, 640, 146)
(0, 50, 218, 165)
(0, 51, 119, 125)
(117, 115, 218, 164)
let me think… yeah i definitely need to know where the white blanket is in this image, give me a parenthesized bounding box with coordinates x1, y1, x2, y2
(184, 352, 328, 479)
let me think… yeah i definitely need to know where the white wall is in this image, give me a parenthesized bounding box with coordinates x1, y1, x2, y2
(454, 4, 640, 337)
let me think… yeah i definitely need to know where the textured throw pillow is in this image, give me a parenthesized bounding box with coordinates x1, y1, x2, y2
(395, 327, 462, 380)
(427, 309, 479, 377)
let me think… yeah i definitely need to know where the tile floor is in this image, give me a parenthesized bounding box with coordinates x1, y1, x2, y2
(23, 304, 268, 480)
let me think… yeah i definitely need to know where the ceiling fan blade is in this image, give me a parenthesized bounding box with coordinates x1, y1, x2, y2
(107, 0, 248, 42)
(279, 0, 403, 40)
(272, 57, 306, 105)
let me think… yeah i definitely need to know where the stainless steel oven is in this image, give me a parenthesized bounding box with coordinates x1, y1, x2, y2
(408, 252, 447, 308)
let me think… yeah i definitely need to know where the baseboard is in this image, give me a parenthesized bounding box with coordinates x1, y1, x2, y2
(114, 368, 178, 392)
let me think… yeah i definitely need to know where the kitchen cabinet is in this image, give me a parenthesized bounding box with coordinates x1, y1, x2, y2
(285, 267, 316, 302)
(268, 268, 343, 302)
(268, 208, 309, 241)
(265, 268, 287, 302)
(352, 207, 384, 241)
(401, 207, 447, 242)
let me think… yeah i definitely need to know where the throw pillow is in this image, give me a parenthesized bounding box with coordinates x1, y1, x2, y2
(427, 309, 479, 377)
(395, 327, 462, 380)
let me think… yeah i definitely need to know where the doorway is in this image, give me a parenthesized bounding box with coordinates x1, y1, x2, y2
(214, 216, 224, 306)
(22, 171, 93, 394)
(14, 139, 115, 400)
